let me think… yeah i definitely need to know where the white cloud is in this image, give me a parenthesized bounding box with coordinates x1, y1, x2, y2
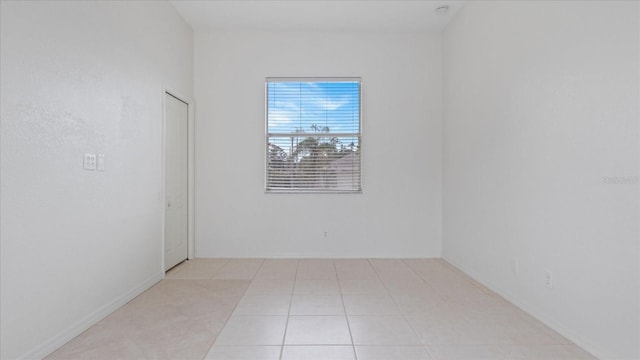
(317, 97, 349, 111)
(268, 108, 294, 128)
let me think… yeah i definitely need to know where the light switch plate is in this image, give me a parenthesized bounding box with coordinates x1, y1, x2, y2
(83, 153, 97, 170)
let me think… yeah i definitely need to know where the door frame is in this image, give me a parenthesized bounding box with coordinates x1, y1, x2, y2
(161, 87, 195, 270)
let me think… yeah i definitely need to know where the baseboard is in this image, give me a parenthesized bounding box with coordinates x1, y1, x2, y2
(442, 255, 612, 360)
(18, 272, 164, 360)
(223, 253, 442, 259)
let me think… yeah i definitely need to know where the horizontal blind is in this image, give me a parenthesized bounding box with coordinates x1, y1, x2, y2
(266, 78, 361, 192)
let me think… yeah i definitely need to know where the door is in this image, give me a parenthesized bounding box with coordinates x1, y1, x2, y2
(164, 92, 189, 270)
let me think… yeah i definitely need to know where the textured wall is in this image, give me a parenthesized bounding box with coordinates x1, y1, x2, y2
(0, 1, 193, 358)
(443, 1, 639, 358)
(194, 30, 443, 258)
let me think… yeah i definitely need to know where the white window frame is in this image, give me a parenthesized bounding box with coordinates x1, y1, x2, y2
(265, 77, 362, 194)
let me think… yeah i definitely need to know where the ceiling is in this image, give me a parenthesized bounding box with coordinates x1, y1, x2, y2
(170, 1, 465, 32)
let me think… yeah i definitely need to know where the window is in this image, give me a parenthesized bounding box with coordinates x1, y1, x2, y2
(266, 77, 361, 193)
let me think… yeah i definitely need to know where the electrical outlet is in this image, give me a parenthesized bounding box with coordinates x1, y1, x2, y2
(545, 270, 553, 288)
(323, 231, 328, 238)
(83, 153, 97, 170)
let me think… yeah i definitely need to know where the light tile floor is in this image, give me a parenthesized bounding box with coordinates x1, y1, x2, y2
(47, 259, 596, 360)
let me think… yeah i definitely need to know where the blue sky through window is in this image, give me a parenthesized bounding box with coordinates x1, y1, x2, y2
(267, 80, 360, 135)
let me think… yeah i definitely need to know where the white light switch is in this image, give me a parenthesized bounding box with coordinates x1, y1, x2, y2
(83, 153, 97, 170)
(97, 154, 105, 171)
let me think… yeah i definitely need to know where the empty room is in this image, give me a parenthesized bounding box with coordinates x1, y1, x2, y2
(1, 1, 638, 359)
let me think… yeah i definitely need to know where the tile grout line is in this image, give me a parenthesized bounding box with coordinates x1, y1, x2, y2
(401, 259, 450, 302)
(203, 259, 264, 360)
(368, 259, 436, 359)
(334, 259, 359, 360)
(400, 258, 446, 359)
(201, 258, 263, 359)
(278, 259, 299, 360)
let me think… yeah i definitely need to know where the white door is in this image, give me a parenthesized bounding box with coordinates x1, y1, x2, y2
(164, 92, 189, 270)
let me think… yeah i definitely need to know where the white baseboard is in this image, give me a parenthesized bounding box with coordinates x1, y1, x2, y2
(18, 272, 164, 360)
(238, 253, 441, 259)
(442, 255, 611, 360)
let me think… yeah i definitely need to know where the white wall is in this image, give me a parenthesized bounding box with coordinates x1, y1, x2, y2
(0, 1, 193, 359)
(194, 30, 442, 258)
(443, 1, 639, 359)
